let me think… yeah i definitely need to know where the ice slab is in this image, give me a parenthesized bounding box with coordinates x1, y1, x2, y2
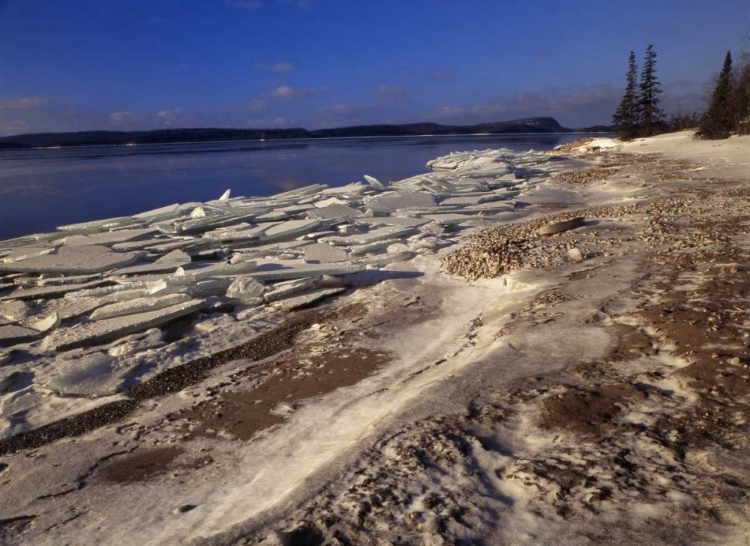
(0, 245, 139, 275)
(255, 211, 289, 222)
(363, 174, 387, 190)
(365, 191, 437, 213)
(439, 194, 506, 207)
(306, 204, 362, 221)
(349, 238, 403, 256)
(115, 260, 189, 276)
(61, 228, 157, 247)
(1, 279, 111, 301)
(174, 212, 259, 235)
(132, 203, 181, 221)
(303, 243, 349, 264)
(91, 293, 192, 321)
(354, 217, 430, 228)
(1, 245, 56, 264)
(0, 312, 58, 346)
(100, 288, 152, 304)
(319, 182, 369, 196)
(53, 297, 104, 320)
(226, 277, 265, 300)
(204, 223, 278, 243)
(56, 216, 137, 232)
(0, 324, 43, 346)
(46, 299, 205, 351)
(271, 287, 347, 311)
(155, 249, 192, 264)
(67, 281, 152, 299)
(313, 197, 348, 208)
(251, 263, 364, 282)
(263, 219, 321, 241)
(37, 273, 104, 287)
(263, 278, 317, 303)
(422, 214, 475, 225)
(322, 226, 419, 246)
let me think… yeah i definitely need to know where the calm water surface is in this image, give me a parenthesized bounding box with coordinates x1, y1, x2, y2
(0, 134, 593, 240)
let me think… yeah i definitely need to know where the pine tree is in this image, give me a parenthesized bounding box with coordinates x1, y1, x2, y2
(612, 52, 640, 140)
(731, 52, 750, 135)
(638, 45, 664, 136)
(698, 51, 735, 139)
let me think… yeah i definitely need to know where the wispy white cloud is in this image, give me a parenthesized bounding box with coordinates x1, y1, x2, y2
(0, 119, 28, 134)
(245, 116, 297, 127)
(255, 61, 294, 72)
(268, 85, 318, 98)
(109, 111, 135, 124)
(0, 97, 49, 109)
(156, 108, 183, 126)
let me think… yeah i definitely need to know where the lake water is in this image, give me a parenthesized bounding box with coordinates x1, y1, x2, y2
(0, 134, 593, 240)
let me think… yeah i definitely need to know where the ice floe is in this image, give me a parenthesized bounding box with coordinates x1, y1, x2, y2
(0, 146, 561, 438)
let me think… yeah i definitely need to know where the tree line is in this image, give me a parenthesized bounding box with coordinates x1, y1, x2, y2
(612, 44, 750, 140)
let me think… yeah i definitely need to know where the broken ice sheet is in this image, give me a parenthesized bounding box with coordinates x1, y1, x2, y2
(364, 191, 437, 213)
(0, 245, 139, 275)
(303, 243, 349, 264)
(90, 293, 192, 321)
(271, 287, 347, 311)
(45, 299, 205, 351)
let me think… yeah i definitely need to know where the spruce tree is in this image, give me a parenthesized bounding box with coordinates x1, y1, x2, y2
(731, 53, 750, 135)
(698, 51, 735, 139)
(638, 45, 664, 136)
(612, 51, 640, 140)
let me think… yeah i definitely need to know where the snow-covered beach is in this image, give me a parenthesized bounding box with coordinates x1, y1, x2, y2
(2, 131, 750, 545)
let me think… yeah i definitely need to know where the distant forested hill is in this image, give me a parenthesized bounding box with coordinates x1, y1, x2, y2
(0, 117, 575, 149)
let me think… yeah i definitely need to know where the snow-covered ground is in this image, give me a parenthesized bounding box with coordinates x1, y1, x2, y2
(2, 131, 750, 545)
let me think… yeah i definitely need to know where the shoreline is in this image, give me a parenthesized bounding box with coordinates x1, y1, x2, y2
(2, 131, 750, 545)
(0, 131, 614, 153)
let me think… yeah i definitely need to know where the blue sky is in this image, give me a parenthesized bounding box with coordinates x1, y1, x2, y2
(0, 0, 748, 135)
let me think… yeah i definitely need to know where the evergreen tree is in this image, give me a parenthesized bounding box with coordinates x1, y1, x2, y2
(612, 51, 640, 140)
(638, 45, 664, 136)
(698, 51, 735, 139)
(731, 53, 750, 135)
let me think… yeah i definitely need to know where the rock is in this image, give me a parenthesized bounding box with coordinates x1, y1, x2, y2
(567, 247, 585, 263)
(174, 504, 198, 514)
(537, 217, 586, 236)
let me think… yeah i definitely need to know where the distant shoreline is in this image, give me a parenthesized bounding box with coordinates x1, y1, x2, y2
(1, 130, 615, 153)
(0, 117, 615, 151)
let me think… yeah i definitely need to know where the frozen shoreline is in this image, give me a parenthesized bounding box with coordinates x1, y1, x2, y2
(3, 132, 750, 545)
